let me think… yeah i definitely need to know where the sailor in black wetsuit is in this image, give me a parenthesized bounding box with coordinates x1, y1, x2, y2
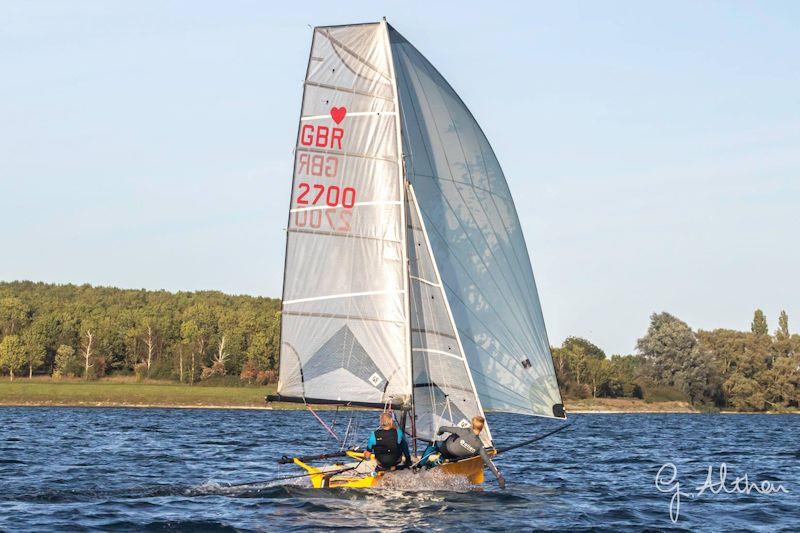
(417, 415, 505, 488)
(363, 412, 412, 471)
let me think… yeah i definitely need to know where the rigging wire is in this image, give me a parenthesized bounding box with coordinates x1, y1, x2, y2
(305, 402, 340, 442)
(494, 418, 574, 454)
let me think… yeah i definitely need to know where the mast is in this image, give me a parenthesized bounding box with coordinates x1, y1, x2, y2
(381, 18, 413, 412)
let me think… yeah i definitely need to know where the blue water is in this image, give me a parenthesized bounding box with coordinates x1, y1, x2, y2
(1, 408, 797, 531)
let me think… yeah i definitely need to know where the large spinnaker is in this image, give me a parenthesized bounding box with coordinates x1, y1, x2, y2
(407, 183, 492, 447)
(389, 26, 565, 419)
(277, 22, 410, 407)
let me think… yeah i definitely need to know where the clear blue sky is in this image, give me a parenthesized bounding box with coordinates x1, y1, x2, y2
(2, 1, 798, 355)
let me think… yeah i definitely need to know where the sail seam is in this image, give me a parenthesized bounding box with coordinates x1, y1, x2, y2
(282, 311, 404, 324)
(286, 228, 401, 244)
(296, 146, 397, 164)
(410, 327, 457, 340)
(284, 289, 405, 305)
(411, 348, 463, 360)
(408, 275, 440, 288)
(301, 111, 397, 121)
(290, 200, 402, 213)
(303, 81, 395, 102)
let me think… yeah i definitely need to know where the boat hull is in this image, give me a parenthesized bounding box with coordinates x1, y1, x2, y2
(293, 452, 486, 489)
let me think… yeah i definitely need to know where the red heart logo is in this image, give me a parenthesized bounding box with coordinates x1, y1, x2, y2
(330, 106, 347, 124)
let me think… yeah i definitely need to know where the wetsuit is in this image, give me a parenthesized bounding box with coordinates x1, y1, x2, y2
(366, 427, 412, 470)
(419, 426, 501, 480)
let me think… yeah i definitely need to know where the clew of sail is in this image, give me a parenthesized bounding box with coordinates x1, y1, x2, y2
(389, 26, 566, 419)
(406, 183, 492, 447)
(277, 23, 410, 407)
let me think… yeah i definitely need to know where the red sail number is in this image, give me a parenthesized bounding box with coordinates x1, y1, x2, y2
(296, 183, 356, 208)
(300, 125, 343, 150)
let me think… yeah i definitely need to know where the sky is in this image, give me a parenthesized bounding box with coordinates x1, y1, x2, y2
(1, 1, 798, 355)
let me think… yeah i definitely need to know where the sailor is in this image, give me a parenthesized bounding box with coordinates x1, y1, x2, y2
(417, 415, 506, 488)
(363, 412, 412, 471)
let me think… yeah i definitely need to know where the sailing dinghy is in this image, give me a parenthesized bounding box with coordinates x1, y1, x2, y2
(267, 20, 566, 489)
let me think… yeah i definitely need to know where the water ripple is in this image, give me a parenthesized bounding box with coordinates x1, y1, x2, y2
(0, 408, 797, 531)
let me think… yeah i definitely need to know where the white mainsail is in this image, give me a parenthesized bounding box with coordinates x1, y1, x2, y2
(276, 21, 565, 431)
(277, 22, 410, 406)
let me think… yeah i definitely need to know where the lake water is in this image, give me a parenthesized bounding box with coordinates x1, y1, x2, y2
(1, 407, 797, 531)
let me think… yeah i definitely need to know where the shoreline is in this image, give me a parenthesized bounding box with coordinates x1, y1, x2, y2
(1, 381, 796, 414)
(0, 400, 795, 414)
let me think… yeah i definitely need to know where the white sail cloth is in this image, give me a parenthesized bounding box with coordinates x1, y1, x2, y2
(278, 23, 409, 406)
(407, 184, 491, 446)
(389, 26, 565, 419)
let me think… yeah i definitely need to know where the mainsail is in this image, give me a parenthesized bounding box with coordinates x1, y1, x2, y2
(277, 22, 410, 407)
(276, 21, 564, 438)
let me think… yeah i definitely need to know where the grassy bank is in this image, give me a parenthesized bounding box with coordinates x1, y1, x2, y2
(0, 379, 693, 412)
(0, 379, 285, 409)
(1, 379, 794, 413)
(565, 397, 695, 413)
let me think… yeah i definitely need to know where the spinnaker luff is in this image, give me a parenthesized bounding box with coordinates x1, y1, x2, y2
(268, 21, 565, 476)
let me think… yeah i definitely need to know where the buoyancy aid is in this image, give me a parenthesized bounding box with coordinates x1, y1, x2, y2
(372, 428, 402, 467)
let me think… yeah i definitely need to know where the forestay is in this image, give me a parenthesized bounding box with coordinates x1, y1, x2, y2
(389, 26, 565, 419)
(277, 23, 410, 406)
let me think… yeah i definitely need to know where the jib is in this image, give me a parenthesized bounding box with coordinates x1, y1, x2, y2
(300, 124, 343, 150)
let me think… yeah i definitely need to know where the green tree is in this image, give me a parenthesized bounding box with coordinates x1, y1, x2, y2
(777, 311, 789, 338)
(751, 309, 768, 336)
(180, 320, 202, 385)
(0, 281, 275, 383)
(636, 312, 696, 381)
(22, 328, 47, 379)
(562, 337, 606, 359)
(53, 344, 78, 378)
(607, 355, 646, 398)
(0, 297, 30, 336)
(586, 356, 613, 398)
(636, 312, 720, 405)
(724, 374, 765, 411)
(0, 335, 26, 381)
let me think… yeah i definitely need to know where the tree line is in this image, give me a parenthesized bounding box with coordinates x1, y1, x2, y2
(0, 281, 280, 384)
(1, 281, 798, 411)
(553, 310, 800, 411)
